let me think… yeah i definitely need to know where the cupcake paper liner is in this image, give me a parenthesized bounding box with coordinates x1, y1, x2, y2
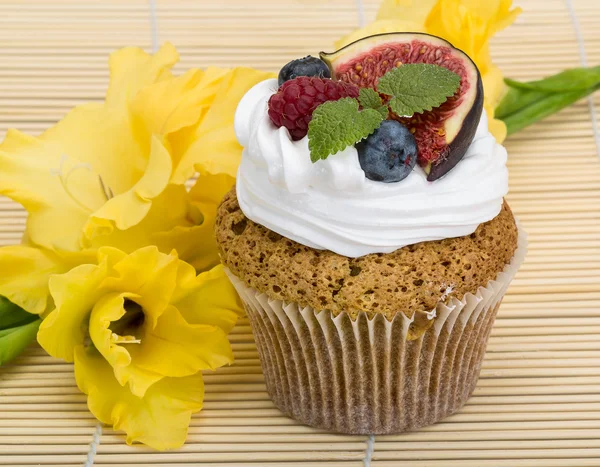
(226, 224, 527, 434)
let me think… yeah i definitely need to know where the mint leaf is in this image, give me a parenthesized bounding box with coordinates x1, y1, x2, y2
(377, 63, 461, 117)
(308, 98, 383, 163)
(358, 88, 388, 118)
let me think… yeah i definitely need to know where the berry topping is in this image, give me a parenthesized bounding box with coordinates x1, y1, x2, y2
(321, 32, 483, 181)
(356, 120, 417, 183)
(268, 77, 359, 140)
(278, 56, 331, 86)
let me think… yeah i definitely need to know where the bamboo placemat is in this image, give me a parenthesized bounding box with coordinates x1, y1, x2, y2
(0, 0, 599, 465)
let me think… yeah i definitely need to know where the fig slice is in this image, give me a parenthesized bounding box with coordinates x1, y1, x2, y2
(320, 33, 484, 181)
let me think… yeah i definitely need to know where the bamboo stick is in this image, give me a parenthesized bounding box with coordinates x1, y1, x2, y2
(483, 358, 600, 369)
(491, 326, 600, 336)
(378, 429, 600, 443)
(470, 394, 600, 405)
(96, 442, 366, 454)
(477, 376, 600, 387)
(485, 350, 600, 360)
(90, 451, 365, 462)
(459, 403, 600, 414)
(370, 460, 599, 467)
(473, 385, 600, 396)
(373, 448, 600, 460)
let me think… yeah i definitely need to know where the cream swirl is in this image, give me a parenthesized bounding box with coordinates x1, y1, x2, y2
(234, 79, 508, 258)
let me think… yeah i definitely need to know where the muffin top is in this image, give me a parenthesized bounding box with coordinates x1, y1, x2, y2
(216, 188, 518, 321)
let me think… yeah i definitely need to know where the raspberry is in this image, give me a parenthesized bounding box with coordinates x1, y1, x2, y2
(268, 77, 360, 140)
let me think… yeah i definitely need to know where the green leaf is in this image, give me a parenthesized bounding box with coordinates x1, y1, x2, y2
(495, 86, 547, 120)
(0, 319, 41, 366)
(377, 63, 461, 117)
(504, 66, 600, 92)
(502, 85, 600, 136)
(496, 68, 600, 136)
(0, 296, 41, 366)
(308, 98, 384, 163)
(0, 296, 38, 330)
(358, 88, 388, 118)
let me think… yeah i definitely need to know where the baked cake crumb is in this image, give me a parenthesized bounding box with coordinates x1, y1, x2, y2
(216, 187, 518, 320)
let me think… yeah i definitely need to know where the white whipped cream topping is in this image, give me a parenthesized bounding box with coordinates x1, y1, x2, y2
(234, 79, 508, 258)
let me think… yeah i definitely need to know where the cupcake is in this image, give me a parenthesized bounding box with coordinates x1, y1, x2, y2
(215, 33, 527, 434)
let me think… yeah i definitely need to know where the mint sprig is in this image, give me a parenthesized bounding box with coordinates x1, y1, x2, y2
(377, 63, 461, 117)
(308, 98, 384, 162)
(358, 88, 388, 118)
(307, 63, 461, 163)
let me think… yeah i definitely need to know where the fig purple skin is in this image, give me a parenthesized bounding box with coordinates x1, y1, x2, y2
(427, 68, 484, 182)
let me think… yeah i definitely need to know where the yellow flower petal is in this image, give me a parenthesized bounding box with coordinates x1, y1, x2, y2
(167, 67, 238, 181)
(105, 43, 178, 109)
(129, 304, 234, 378)
(150, 223, 211, 272)
(130, 67, 230, 171)
(183, 170, 235, 271)
(335, 20, 425, 54)
(83, 135, 172, 240)
(82, 184, 200, 260)
(376, 0, 438, 22)
(0, 128, 104, 251)
(99, 246, 179, 326)
(0, 245, 92, 315)
(37, 262, 109, 361)
(191, 169, 237, 208)
(131, 67, 203, 139)
(179, 67, 276, 180)
(174, 265, 242, 333)
(481, 64, 508, 142)
(43, 104, 144, 197)
(0, 100, 151, 252)
(0, 44, 188, 253)
(89, 292, 134, 368)
(454, 0, 522, 37)
(84, 180, 225, 273)
(74, 345, 204, 450)
(482, 64, 506, 110)
(74, 345, 119, 426)
(425, 0, 508, 70)
(487, 111, 508, 143)
(88, 292, 163, 397)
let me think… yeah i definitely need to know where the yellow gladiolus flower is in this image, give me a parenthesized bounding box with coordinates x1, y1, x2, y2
(38, 246, 242, 449)
(335, 0, 521, 142)
(0, 44, 273, 314)
(0, 43, 267, 446)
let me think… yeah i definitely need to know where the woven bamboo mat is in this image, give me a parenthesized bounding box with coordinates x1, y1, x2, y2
(0, 0, 599, 465)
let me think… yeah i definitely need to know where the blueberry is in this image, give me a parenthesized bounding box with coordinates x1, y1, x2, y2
(278, 56, 331, 86)
(356, 120, 417, 183)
